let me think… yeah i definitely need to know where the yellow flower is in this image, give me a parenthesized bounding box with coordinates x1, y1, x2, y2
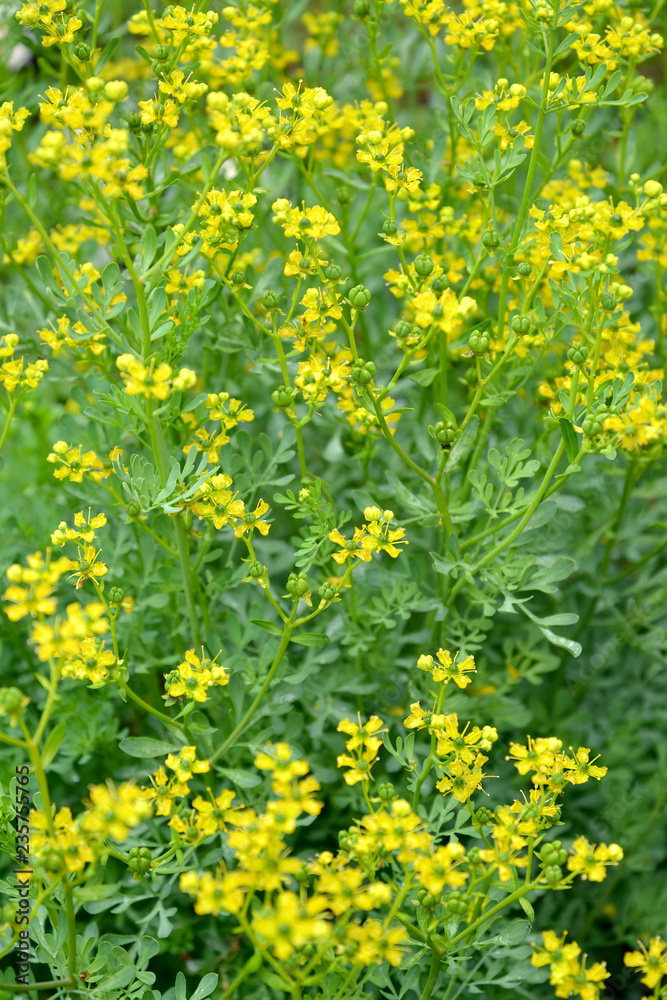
(566, 836, 623, 881)
(413, 843, 467, 894)
(417, 648, 476, 687)
(624, 937, 667, 988)
(252, 890, 329, 960)
(337, 714, 386, 751)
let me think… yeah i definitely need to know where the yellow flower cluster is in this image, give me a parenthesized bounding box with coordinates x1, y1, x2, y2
(31, 781, 151, 874)
(116, 354, 197, 400)
(163, 648, 229, 704)
(532, 931, 610, 1000)
(329, 507, 407, 564)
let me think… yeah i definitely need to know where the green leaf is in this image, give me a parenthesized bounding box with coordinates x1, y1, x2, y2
(250, 618, 283, 636)
(519, 897, 535, 921)
(175, 971, 187, 1000)
(42, 722, 67, 767)
(409, 367, 439, 387)
(217, 768, 261, 789)
(191, 973, 220, 1000)
(446, 416, 479, 472)
(291, 632, 330, 646)
(498, 919, 531, 946)
(119, 737, 182, 758)
(26, 174, 38, 209)
(559, 417, 579, 465)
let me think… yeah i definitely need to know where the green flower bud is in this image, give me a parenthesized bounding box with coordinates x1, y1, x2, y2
(543, 865, 563, 884)
(377, 782, 396, 801)
(153, 43, 170, 60)
(348, 285, 372, 310)
(294, 864, 310, 884)
(242, 77, 257, 95)
(517, 262, 532, 277)
(73, 42, 91, 60)
(323, 263, 342, 282)
(512, 315, 531, 335)
(231, 270, 246, 286)
(127, 502, 141, 518)
(286, 572, 310, 597)
(414, 254, 434, 276)
(418, 890, 439, 908)
(181, 509, 194, 531)
(394, 319, 413, 339)
(570, 119, 586, 136)
(272, 385, 294, 408)
(481, 229, 500, 248)
(567, 344, 589, 365)
(126, 111, 142, 132)
(353, 0, 371, 16)
(248, 560, 265, 579)
(141, 121, 155, 135)
(468, 329, 490, 355)
(445, 891, 468, 914)
(108, 586, 125, 605)
(600, 291, 617, 311)
(431, 276, 447, 293)
(0, 687, 24, 713)
(318, 582, 337, 601)
(350, 359, 376, 385)
(475, 806, 494, 825)
(336, 186, 351, 205)
(261, 289, 279, 311)
(382, 219, 398, 235)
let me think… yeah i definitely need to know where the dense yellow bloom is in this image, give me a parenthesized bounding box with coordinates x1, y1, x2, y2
(164, 649, 229, 702)
(47, 441, 108, 483)
(80, 782, 152, 841)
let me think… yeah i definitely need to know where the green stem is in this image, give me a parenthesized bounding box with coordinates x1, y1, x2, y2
(448, 880, 540, 947)
(210, 613, 296, 764)
(419, 951, 442, 1000)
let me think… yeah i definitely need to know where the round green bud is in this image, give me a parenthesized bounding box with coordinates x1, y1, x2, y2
(318, 582, 337, 601)
(1, 687, 24, 713)
(286, 572, 310, 597)
(445, 891, 468, 914)
(377, 782, 396, 801)
(468, 330, 490, 355)
(394, 319, 413, 339)
(272, 386, 293, 408)
(248, 561, 265, 579)
(127, 502, 141, 518)
(418, 890, 439, 908)
(353, 0, 371, 16)
(382, 219, 398, 235)
(108, 586, 125, 605)
(336, 186, 351, 205)
(261, 289, 279, 310)
(126, 112, 142, 131)
(582, 417, 601, 437)
(570, 118, 586, 136)
(348, 284, 372, 310)
(141, 121, 155, 135)
(567, 344, 589, 365)
(73, 42, 91, 60)
(512, 315, 531, 335)
(475, 806, 494, 825)
(600, 291, 617, 311)
(543, 865, 563, 884)
(431, 275, 447, 293)
(242, 77, 257, 95)
(231, 270, 246, 286)
(153, 43, 170, 60)
(517, 262, 532, 277)
(414, 254, 434, 276)
(481, 229, 500, 248)
(323, 263, 342, 281)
